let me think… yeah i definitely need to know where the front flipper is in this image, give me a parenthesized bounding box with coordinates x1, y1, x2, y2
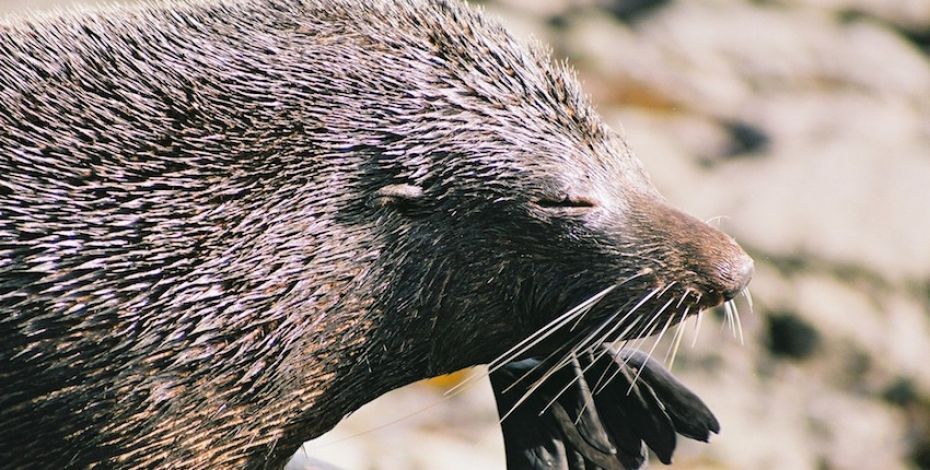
(490, 347, 718, 470)
(604, 347, 720, 443)
(490, 357, 626, 469)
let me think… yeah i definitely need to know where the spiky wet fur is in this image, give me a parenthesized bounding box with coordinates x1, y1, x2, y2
(0, 0, 749, 468)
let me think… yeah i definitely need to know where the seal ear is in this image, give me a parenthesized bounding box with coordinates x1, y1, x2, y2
(370, 184, 425, 211)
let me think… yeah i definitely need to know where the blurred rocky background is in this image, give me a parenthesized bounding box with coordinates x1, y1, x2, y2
(4, 0, 929, 468)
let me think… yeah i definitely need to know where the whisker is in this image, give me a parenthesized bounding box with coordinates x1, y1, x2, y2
(499, 304, 640, 422)
(543, 310, 661, 417)
(664, 306, 690, 368)
(509, 293, 654, 418)
(573, 287, 661, 360)
(590, 282, 677, 359)
(500, 303, 619, 396)
(586, 342, 620, 397)
(588, 319, 643, 393)
(568, 270, 649, 332)
(500, 342, 570, 395)
(594, 313, 664, 395)
(721, 300, 732, 336)
(490, 284, 617, 369)
(523, 295, 657, 417)
(537, 355, 596, 418)
(723, 300, 737, 338)
(499, 346, 585, 423)
(742, 287, 754, 313)
(584, 344, 622, 396)
(620, 289, 677, 367)
(600, 317, 643, 357)
(493, 274, 715, 422)
(627, 300, 677, 392)
(591, 350, 641, 400)
(705, 215, 729, 227)
(730, 299, 744, 345)
(540, 304, 656, 416)
(500, 268, 652, 372)
(498, 359, 561, 423)
(691, 309, 704, 349)
(445, 284, 615, 398)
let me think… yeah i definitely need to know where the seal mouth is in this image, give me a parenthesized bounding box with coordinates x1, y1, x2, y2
(597, 261, 754, 342)
(486, 250, 756, 377)
(478, 276, 754, 424)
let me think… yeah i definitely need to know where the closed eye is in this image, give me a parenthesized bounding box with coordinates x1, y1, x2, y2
(533, 195, 597, 209)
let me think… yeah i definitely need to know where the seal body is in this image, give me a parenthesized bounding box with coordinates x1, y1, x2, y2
(0, 0, 752, 468)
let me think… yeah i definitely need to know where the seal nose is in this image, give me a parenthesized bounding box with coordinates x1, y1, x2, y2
(631, 199, 754, 306)
(722, 256, 754, 301)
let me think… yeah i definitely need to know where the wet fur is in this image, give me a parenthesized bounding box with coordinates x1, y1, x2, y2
(0, 0, 748, 468)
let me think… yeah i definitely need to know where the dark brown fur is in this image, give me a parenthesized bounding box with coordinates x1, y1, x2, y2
(0, 0, 751, 468)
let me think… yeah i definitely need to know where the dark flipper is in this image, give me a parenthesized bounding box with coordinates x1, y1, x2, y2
(607, 347, 720, 442)
(490, 357, 625, 470)
(490, 347, 719, 469)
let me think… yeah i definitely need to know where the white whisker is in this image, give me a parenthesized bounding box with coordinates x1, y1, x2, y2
(498, 357, 565, 423)
(594, 313, 664, 395)
(574, 287, 661, 360)
(588, 318, 643, 393)
(730, 299, 744, 345)
(742, 288, 754, 313)
(600, 281, 676, 360)
(723, 300, 737, 339)
(490, 284, 616, 369)
(691, 310, 704, 348)
(512, 291, 656, 416)
(705, 215, 728, 226)
(588, 343, 621, 395)
(445, 284, 616, 397)
(500, 344, 567, 394)
(664, 306, 689, 368)
(627, 301, 677, 392)
(622, 293, 676, 367)
(537, 355, 599, 418)
(568, 270, 649, 332)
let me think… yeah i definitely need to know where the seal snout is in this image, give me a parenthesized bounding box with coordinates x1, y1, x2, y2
(722, 256, 754, 301)
(632, 199, 754, 309)
(694, 226, 754, 307)
(693, 228, 754, 307)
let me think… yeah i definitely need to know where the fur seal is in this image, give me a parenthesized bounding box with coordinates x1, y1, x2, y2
(0, 0, 753, 468)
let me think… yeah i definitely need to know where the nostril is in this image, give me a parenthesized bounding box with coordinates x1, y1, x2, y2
(723, 256, 754, 301)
